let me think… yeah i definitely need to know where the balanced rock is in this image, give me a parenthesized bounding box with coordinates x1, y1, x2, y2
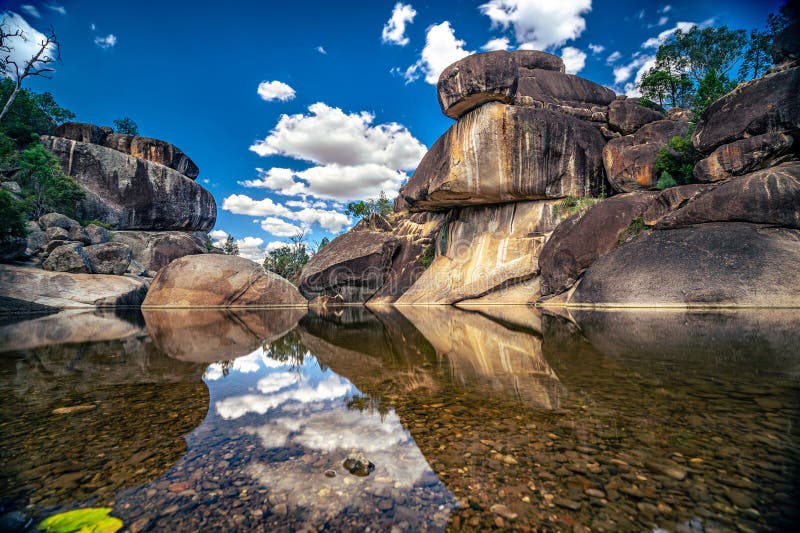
(603, 117, 690, 192)
(644, 162, 800, 230)
(111, 231, 207, 274)
(515, 68, 616, 116)
(692, 66, 800, 154)
(104, 133, 200, 179)
(539, 193, 658, 297)
(41, 243, 92, 274)
(53, 122, 108, 145)
(607, 99, 664, 135)
(693, 132, 794, 182)
(437, 50, 564, 119)
(397, 200, 565, 304)
(397, 103, 608, 211)
(41, 136, 216, 231)
(84, 242, 133, 275)
(142, 254, 307, 307)
(568, 222, 800, 307)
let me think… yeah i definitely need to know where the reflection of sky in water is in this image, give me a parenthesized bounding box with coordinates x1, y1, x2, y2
(201, 347, 456, 528)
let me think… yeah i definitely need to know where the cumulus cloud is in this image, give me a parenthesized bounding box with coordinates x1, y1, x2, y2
(223, 194, 351, 235)
(236, 236, 268, 261)
(606, 51, 622, 64)
(479, 0, 592, 50)
(257, 80, 296, 102)
(1, 13, 58, 78)
(560, 46, 587, 74)
(587, 43, 604, 54)
(404, 21, 473, 84)
(260, 217, 304, 237)
(482, 37, 511, 51)
(382, 2, 416, 46)
(316, 45, 327, 54)
(94, 34, 117, 48)
(250, 102, 425, 170)
(642, 21, 697, 49)
(209, 229, 229, 247)
(20, 5, 40, 18)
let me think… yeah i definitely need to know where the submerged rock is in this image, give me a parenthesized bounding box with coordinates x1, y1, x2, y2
(342, 453, 375, 477)
(142, 254, 307, 307)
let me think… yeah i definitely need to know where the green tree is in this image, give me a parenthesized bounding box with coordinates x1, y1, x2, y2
(222, 235, 239, 255)
(17, 140, 84, 218)
(316, 236, 330, 252)
(0, 189, 28, 243)
(113, 117, 139, 136)
(263, 232, 309, 284)
(692, 68, 737, 118)
(670, 26, 747, 84)
(639, 67, 693, 108)
(345, 191, 393, 219)
(32, 91, 75, 125)
(0, 78, 63, 141)
(654, 135, 700, 186)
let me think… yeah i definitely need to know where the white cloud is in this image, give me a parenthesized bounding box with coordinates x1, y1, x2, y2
(90, 23, 96, 31)
(479, 0, 592, 50)
(20, 5, 40, 18)
(482, 37, 511, 51)
(587, 43, 604, 54)
(45, 3, 66, 15)
(257, 80, 296, 102)
(382, 2, 417, 46)
(656, 16, 668, 26)
(260, 217, 303, 237)
(560, 46, 587, 74)
(635, 9, 645, 20)
(295, 163, 407, 201)
(659, 5, 672, 14)
(222, 195, 291, 217)
(1, 13, 58, 78)
(606, 50, 622, 64)
(266, 241, 288, 252)
(316, 45, 327, 54)
(237, 236, 267, 261)
(209, 229, 229, 247)
(642, 21, 696, 49)
(239, 167, 306, 196)
(94, 34, 117, 49)
(404, 21, 473, 84)
(250, 102, 425, 170)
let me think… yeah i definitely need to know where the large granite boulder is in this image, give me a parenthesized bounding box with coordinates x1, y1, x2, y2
(297, 226, 400, 303)
(40, 136, 216, 231)
(110, 231, 207, 274)
(0, 265, 149, 308)
(566, 222, 800, 307)
(84, 242, 133, 275)
(42, 243, 92, 274)
(396, 200, 565, 304)
(25, 222, 47, 254)
(692, 66, 800, 154)
(602, 117, 690, 192)
(38, 212, 79, 230)
(53, 122, 108, 145)
(142, 254, 307, 307)
(607, 99, 664, 135)
(539, 193, 658, 297)
(693, 132, 794, 182)
(644, 162, 800, 230)
(396, 103, 608, 211)
(514, 68, 616, 116)
(437, 50, 565, 119)
(104, 134, 200, 179)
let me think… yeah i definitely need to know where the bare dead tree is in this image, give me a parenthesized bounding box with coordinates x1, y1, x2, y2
(0, 16, 61, 123)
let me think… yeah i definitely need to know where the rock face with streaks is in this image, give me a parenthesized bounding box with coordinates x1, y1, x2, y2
(41, 136, 215, 231)
(143, 254, 307, 307)
(396, 103, 608, 211)
(693, 132, 794, 182)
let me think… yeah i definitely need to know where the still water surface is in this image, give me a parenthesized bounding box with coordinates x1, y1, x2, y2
(0, 306, 798, 531)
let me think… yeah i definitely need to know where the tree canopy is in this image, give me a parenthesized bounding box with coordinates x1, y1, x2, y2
(113, 117, 139, 136)
(345, 191, 393, 219)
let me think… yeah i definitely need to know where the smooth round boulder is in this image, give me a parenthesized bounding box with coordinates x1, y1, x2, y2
(607, 99, 664, 135)
(38, 213, 79, 230)
(142, 254, 307, 307)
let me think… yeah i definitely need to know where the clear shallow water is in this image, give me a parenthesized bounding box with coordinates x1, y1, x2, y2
(0, 306, 798, 532)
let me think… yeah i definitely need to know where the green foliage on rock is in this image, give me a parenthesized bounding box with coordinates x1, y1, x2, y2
(112, 117, 139, 136)
(0, 188, 28, 243)
(345, 191, 393, 219)
(263, 233, 309, 284)
(656, 171, 679, 190)
(0, 78, 73, 142)
(17, 139, 84, 218)
(419, 243, 435, 268)
(80, 219, 113, 230)
(618, 217, 648, 244)
(692, 68, 737, 119)
(222, 235, 239, 255)
(655, 135, 700, 186)
(37, 507, 122, 533)
(553, 195, 605, 219)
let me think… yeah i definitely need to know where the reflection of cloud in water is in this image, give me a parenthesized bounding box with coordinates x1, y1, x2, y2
(204, 346, 455, 529)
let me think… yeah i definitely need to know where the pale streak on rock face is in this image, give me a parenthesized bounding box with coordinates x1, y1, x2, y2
(398, 103, 607, 211)
(397, 306, 563, 410)
(396, 200, 565, 304)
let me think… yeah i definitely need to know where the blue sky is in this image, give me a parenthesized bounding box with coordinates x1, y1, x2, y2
(2, 0, 782, 260)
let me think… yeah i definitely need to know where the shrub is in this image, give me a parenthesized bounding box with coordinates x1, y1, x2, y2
(419, 243, 435, 268)
(655, 135, 700, 186)
(618, 217, 648, 244)
(81, 219, 113, 230)
(0, 189, 28, 243)
(656, 171, 679, 190)
(17, 140, 85, 218)
(553, 194, 605, 218)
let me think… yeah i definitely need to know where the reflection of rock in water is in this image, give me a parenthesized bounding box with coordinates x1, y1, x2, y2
(569, 309, 800, 377)
(142, 308, 307, 362)
(398, 306, 564, 409)
(0, 332, 208, 512)
(0, 309, 145, 353)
